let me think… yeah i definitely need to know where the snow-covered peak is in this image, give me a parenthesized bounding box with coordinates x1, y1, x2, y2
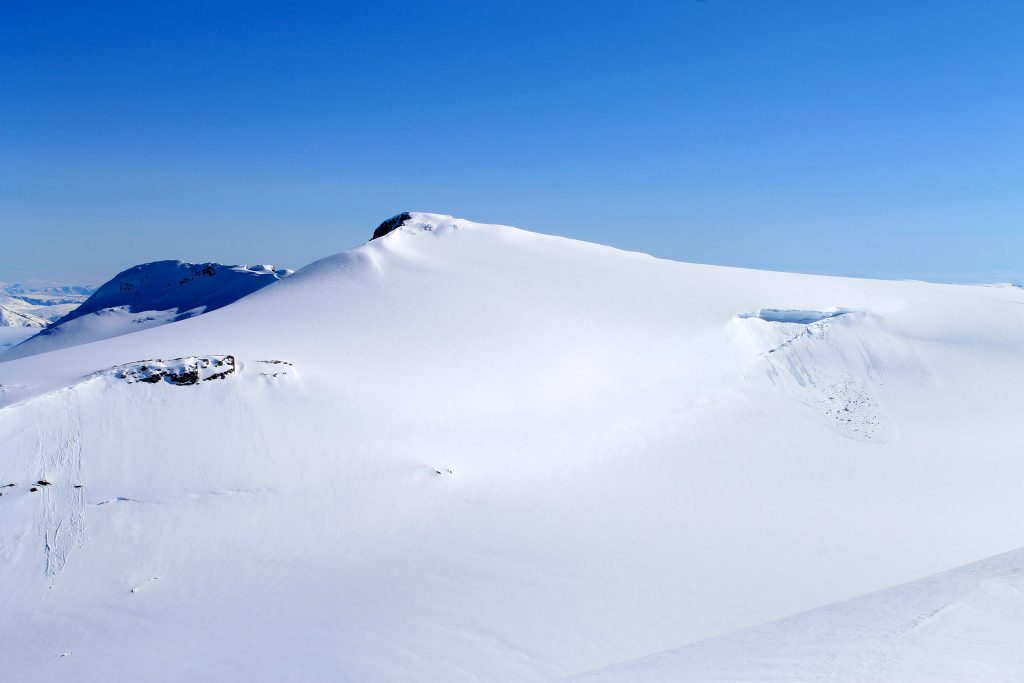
(1, 260, 289, 360)
(370, 211, 471, 241)
(57, 260, 289, 325)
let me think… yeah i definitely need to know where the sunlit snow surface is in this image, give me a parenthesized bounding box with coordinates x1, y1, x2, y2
(568, 548, 1024, 682)
(1, 214, 1023, 681)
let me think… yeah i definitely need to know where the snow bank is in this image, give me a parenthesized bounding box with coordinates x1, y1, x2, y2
(568, 547, 1024, 682)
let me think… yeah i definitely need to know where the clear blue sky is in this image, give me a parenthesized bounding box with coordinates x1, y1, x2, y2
(2, 1, 1022, 284)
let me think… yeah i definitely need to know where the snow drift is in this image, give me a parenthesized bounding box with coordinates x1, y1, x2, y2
(568, 547, 1024, 682)
(0, 213, 1022, 681)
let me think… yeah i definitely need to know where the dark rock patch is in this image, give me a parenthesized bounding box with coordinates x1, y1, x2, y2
(372, 212, 412, 240)
(107, 355, 236, 385)
(166, 368, 201, 385)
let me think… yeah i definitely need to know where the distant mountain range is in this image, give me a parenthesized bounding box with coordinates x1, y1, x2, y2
(0, 283, 94, 352)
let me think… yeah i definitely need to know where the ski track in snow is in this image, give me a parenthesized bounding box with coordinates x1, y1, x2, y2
(0, 359, 281, 579)
(35, 389, 86, 579)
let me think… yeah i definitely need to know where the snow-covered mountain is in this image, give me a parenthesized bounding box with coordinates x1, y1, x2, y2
(1, 261, 291, 360)
(0, 213, 1021, 681)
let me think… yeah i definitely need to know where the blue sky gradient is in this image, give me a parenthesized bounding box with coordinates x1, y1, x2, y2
(2, 1, 1022, 284)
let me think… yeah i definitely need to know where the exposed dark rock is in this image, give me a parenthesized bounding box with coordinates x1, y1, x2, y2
(29, 487, 38, 492)
(37, 480, 51, 486)
(107, 355, 236, 385)
(166, 368, 201, 385)
(372, 212, 412, 240)
(200, 356, 234, 381)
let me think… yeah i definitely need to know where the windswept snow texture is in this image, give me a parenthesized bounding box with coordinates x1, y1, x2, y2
(1, 213, 1023, 682)
(2, 262, 290, 360)
(568, 547, 1024, 682)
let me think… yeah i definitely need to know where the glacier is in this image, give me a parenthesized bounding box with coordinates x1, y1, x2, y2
(0, 213, 1022, 681)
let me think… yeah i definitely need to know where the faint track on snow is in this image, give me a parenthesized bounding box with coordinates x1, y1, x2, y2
(35, 389, 86, 579)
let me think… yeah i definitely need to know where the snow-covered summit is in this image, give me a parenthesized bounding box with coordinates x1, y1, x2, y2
(2, 260, 291, 360)
(370, 211, 473, 241)
(0, 215, 1022, 681)
(58, 260, 292, 324)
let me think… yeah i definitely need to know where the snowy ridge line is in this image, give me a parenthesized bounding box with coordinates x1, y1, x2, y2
(565, 546, 1024, 682)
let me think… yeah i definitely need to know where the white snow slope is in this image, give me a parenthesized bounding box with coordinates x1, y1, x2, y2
(1, 261, 290, 361)
(0, 213, 1022, 682)
(568, 547, 1024, 682)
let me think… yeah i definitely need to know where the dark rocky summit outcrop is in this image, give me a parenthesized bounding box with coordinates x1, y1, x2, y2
(372, 213, 412, 240)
